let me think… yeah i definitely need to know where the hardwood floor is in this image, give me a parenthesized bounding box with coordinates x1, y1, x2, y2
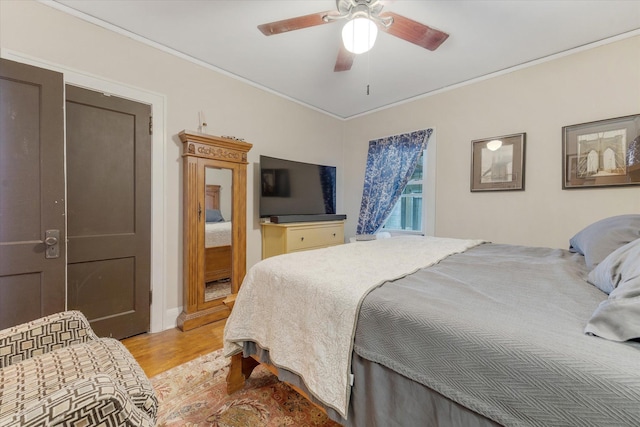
(122, 318, 226, 378)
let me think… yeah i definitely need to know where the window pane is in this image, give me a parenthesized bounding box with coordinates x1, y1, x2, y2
(383, 152, 424, 232)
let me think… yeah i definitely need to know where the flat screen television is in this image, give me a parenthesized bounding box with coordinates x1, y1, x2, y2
(259, 155, 341, 222)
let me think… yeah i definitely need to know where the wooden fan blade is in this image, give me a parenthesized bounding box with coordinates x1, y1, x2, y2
(258, 11, 335, 36)
(379, 12, 449, 51)
(334, 45, 356, 72)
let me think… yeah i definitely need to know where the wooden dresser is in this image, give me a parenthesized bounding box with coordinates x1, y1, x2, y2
(261, 220, 345, 259)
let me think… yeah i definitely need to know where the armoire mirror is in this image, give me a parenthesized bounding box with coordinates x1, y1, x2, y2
(204, 167, 232, 302)
(177, 131, 252, 331)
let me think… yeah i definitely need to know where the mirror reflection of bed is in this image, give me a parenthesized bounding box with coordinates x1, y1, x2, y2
(204, 168, 232, 302)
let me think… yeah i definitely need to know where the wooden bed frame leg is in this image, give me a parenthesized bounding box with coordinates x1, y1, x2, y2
(226, 353, 260, 394)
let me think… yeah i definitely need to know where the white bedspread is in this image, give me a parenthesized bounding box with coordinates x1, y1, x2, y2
(205, 221, 231, 248)
(223, 235, 484, 418)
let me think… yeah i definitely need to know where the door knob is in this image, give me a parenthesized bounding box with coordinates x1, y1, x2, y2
(45, 229, 60, 259)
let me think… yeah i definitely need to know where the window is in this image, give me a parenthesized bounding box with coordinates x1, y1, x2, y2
(382, 150, 425, 233)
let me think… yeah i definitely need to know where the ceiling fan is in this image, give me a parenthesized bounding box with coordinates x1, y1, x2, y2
(258, 0, 449, 72)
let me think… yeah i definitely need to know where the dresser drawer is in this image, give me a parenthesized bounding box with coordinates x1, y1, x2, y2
(286, 224, 343, 251)
(261, 220, 345, 259)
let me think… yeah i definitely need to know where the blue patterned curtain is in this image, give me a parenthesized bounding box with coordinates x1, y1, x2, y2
(319, 165, 337, 214)
(356, 129, 432, 235)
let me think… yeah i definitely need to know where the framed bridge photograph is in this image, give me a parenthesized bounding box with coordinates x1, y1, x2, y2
(562, 114, 640, 189)
(471, 132, 526, 192)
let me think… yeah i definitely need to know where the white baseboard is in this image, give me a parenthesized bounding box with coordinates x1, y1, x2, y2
(163, 307, 181, 331)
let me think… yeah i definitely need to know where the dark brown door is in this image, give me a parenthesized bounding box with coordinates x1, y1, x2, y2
(0, 59, 66, 328)
(65, 85, 151, 339)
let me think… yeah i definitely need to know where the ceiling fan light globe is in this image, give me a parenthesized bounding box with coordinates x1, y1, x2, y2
(342, 18, 378, 54)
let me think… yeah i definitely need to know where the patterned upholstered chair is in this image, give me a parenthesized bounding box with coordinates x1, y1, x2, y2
(0, 311, 158, 427)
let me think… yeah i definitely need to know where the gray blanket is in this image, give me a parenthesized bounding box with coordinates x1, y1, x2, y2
(354, 243, 640, 427)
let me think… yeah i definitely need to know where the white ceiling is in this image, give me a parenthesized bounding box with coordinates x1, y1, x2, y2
(52, 0, 640, 119)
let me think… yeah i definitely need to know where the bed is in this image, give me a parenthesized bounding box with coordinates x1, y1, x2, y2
(204, 184, 232, 283)
(223, 215, 640, 426)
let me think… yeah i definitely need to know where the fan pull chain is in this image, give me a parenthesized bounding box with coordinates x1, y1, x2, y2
(367, 9, 372, 96)
(366, 48, 372, 95)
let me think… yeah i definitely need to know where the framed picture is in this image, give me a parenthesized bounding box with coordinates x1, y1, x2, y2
(470, 133, 525, 192)
(562, 114, 640, 189)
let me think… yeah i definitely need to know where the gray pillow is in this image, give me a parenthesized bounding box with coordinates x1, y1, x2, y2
(206, 209, 225, 223)
(584, 238, 640, 341)
(569, 214, 640, 270)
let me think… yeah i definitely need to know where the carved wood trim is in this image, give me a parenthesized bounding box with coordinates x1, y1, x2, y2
(179, 131, 252, 164)
(184, 157, 199, 312)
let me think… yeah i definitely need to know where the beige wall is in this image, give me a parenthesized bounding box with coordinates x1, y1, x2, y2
(2, 1, 639, 328)
(343, 35, 640, 249)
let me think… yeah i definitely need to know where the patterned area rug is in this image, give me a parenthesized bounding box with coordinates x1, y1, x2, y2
(204, 279, 231, 302)
(151, 349, 341, 426)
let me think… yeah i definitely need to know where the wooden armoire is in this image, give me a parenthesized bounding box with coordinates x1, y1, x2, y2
(177, 131, 252, 331)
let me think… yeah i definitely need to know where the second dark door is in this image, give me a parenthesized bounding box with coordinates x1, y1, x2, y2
(66, 85, 151, 339)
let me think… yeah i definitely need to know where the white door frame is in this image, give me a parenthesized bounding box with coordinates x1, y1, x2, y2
(1, 50, 167, 333)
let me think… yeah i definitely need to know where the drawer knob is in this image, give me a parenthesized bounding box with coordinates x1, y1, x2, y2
(301, 237, 304, 241)
(333, 233, 336, 237)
